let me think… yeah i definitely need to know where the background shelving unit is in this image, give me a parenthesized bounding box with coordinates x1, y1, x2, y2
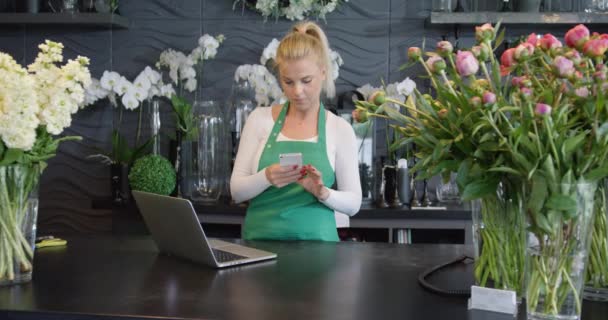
(429, 11, 608, 25)
(0, 13, 129, 28)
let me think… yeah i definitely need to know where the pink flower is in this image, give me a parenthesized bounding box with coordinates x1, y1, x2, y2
(369, 91, 386, 106)
(455, 50, 479, 76)
(352, 109, 369, 123)
(408, 47, 422, 60)
(512, 76, 529, 88)
(583, 38, 608, 57)
(475, 23, 495, 42)
(565, 24, 590, 49)
(553, 56, 575, 78)
(535, 103, 552, 116)
(514, 43, 535, 61)
(575, 87, 590, 98)
(539, 34, 563, 51)
(564, 50, 582, 65)
(426, 56, 446, 73)
(469, 96, 482, 108)
(594, 65, 607, 80)
(594, 71, 607, 81)
(500, 48, 517, 75)
(500, 48, 516, 68)
(526, 33, 538, 46)
(521, 87, 533, 98)
(483, 91, 496, 105)
(437, 41, 453, 56)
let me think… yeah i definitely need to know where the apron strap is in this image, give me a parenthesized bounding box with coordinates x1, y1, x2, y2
(268, 101, 327, 147)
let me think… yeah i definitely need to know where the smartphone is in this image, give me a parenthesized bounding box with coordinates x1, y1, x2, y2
(279, 152, 303, 167)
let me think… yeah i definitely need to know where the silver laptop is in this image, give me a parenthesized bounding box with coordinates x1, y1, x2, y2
(132, 190, 277, 268)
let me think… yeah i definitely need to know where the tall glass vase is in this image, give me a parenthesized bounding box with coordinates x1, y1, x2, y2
(471, 183, 526, 299)
(148, 98, 161, 155)
(0, 164, 41, 286)
(190, 100, 224, 203)
(583, 180, 608, 301)
(525, 182, 597, 320)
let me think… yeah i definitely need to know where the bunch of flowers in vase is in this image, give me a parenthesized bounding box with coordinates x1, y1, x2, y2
(156, 34, 225, 198)
(355, 23, 608, 319)
(232, 0, 348, 21)
(86, 67, 175, 166)
(0, 40, 91, 285)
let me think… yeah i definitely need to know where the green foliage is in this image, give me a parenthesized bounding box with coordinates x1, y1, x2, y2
(110, 130, 153, 166)
(0, 127, 80, 170)
(128, 155, 176, 196)
(171, 95, 198, 141)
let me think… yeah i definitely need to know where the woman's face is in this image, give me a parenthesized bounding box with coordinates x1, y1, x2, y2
(278, 55, 326, 112)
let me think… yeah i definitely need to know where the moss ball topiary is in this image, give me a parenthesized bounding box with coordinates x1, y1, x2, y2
(129, 155, 176, 195)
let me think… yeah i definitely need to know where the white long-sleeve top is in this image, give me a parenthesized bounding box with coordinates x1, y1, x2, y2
(230, 106, 362, 217)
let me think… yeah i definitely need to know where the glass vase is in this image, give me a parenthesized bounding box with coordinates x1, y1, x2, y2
(471, 183, 526, 299)
(583, 180, 608, 301)
(525, 182, 596, 320)
(0, 164, 41, 286)
(190, 100, 224, 203)
(436, 172, 460, 204)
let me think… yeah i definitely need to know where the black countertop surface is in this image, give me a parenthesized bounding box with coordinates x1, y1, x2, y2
(0, 236, 605, 320)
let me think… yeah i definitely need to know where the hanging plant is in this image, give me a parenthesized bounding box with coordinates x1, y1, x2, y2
(232, 0, 348, 22)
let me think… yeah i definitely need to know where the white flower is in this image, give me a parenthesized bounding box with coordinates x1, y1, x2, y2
(100, 71, 121, 91)
(184, 78, 197, 92)
(357, 84, 379, 99)
(329, 50, 343, 81)
(143, 66, 161, 84)
(114, 76, 132, 96)
(134, 72, 152, 93)
(121, 92, 139, 110)
(242, 0, 344, 21)
(261, 38, 280, 66)
(396, 77, 416, 96)
(160, 83, 175, 98)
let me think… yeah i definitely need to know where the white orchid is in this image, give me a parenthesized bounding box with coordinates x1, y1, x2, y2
(157, 34, 224, 95)
(235, 0, 347, 21)
(261, 38, 280, 66)
(235, 38, 344, 108)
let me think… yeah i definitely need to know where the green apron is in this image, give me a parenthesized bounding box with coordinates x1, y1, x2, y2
(243, 102, 338, 241)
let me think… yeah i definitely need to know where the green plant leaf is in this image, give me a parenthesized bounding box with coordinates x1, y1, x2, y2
(528, 175, 548, 215)
(546, 194, 578, 218)
(0, 148, 23, 165)
(493, 27, 506, 51)
(585, 165, 608, 182)
(461, 178, 499, 201)
(488, 166, 522, 176)
(532, 211, 553, 235)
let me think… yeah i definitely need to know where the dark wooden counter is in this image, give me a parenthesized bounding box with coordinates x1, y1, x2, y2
(1, 236, 605, 320)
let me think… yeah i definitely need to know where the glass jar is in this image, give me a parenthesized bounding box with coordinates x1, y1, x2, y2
(190, 100, 225, 203)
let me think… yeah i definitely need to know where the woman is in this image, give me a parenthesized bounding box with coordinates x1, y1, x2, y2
(230, 21, 361, 241)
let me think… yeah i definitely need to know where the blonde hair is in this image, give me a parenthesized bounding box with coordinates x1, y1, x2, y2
(275, 21, 336, 98)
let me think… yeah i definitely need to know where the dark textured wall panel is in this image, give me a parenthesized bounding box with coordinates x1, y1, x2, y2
(0, 25, 25, 64)
(1, 0, 590, 233)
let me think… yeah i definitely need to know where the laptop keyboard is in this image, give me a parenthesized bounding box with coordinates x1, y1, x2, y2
(212, 248, 246, 262)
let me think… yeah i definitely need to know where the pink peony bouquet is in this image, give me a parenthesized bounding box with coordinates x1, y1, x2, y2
(355, 23, 608, 319)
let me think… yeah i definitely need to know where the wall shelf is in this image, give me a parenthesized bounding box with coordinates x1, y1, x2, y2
(429, 11, 608, 25)
(0, 13, 129, 29)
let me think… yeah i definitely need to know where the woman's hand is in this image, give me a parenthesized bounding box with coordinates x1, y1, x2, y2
(297, 164, 329, 200)
(265, 164, 301, 188)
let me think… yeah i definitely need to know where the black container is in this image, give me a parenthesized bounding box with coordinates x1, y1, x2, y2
(111, 163, 131, 205)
